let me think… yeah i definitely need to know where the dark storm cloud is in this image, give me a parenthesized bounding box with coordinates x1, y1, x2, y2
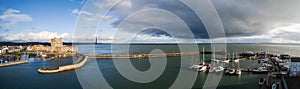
(109, 0, 209, 39)
(107, 0, 300, 39)
(138, 28, 171, 37)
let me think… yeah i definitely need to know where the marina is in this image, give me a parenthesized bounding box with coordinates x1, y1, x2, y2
(35, 44, 296, 89)
(1, 44, 300, 89)
(1, 0, 299, 88)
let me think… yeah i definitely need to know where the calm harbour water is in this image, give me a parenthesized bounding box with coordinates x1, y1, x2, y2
(0, 44, 299, 89)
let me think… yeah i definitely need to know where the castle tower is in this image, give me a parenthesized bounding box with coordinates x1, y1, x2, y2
(51, 37, 63, 47)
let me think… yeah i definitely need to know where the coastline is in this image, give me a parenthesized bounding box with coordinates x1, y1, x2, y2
(0, 60, 29, 67)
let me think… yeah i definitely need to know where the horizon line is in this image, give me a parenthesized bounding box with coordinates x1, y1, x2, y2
(0, 42, 300, 45)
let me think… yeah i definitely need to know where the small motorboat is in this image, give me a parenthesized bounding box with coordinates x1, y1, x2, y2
(225, 69, 236, 75)
(190, 47, 208, 72)
(253, 67, 268, 73)
(262, 63, 273, 67)
(233, 59, 239, 62)
(197, 65, 207, 72)
(209, 67, 217, 72)
(190, 64, 202, 69)
(214, 66, 224, 72)
(258, 78, 265, 86)
(211, 59, 220, 62)
(235, 69, 242, 75)
(228, 69, 235, 74)
(221, 59, 229, 63)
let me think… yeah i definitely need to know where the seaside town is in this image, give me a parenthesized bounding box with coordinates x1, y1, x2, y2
(1, 39, 300, 88)
(0, 37, 77, 64)
(2, 0, 300, 89)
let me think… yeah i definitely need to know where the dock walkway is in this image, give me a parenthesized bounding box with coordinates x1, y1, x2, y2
(37, 55, 87, 73)
(87, 51, 225, 59)
(0, 60, 28, 67)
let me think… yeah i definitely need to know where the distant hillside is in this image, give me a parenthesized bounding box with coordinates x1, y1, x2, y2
(1, 42, 299, 46)
(0, 42, 73, 46)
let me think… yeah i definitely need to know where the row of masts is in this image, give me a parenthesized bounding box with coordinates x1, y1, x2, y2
(190, 46, 241, 75)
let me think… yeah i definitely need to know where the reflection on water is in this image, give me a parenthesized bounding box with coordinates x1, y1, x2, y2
(0, 44, 298, 89)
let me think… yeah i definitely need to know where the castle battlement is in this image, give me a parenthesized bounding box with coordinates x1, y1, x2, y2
(30, 38, 77, 54)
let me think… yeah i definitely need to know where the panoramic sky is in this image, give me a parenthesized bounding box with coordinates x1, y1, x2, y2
(0, 0, 300, 43)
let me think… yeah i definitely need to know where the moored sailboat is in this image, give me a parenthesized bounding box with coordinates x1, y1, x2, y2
(190, 47, 209, 72)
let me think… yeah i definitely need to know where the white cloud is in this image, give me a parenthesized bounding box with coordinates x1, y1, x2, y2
(93, 0, 132, 11)
(268, 24, 300, 43)
(72, 9, 112, 21)
(204, 24, 300, 43)
(72, 9, 93, 16)
(0, 31, 70, 42)
(130, 34, 174, 43)
(0, 8, 32, 29)
(69, 0, 86, 4)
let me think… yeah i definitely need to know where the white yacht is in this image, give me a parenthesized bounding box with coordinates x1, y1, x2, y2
(221, 59, 229, 63)
(253, 67, 268, 73)
(190, 47, 207, 72)
(228, 69, 235, 74)
(235, 60, 242, 75)
(235, 69, 242, 75)
(211, 47, 220, 62)
(197, 65, 207, 72)
(209, 47, 224, 72)
(214, 66, 224, 72)
(233, 52, 240, 62)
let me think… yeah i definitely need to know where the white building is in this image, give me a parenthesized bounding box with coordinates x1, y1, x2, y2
(2, 46, 8, 54)
(290, 57, 300, 77)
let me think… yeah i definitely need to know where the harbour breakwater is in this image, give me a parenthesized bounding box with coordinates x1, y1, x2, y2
(87, 51, 226, 59)
(37, 51, 226, 73)
(0, 60, 29, 67)
(37, 55, 87, 73)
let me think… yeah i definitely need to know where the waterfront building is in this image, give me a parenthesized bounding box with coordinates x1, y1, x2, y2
(290, 57, 300, 77)
(30, 37, 77, 54)
(1, 46, 8, 54)
(26, 46, 33, 51)
(7, 46, 22, 53)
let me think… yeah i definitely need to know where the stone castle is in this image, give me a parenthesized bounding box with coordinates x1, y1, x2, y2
(30, 38, 77, 54)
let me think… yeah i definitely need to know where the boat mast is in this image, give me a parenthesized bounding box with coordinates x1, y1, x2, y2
(192, 53, 195, 63)
(232, 51, 234, 67)
(225, 50, 227, 60)
(228, 52, 232, 60)
(238, 59, 240, 69)
(236, 51, 238, 59)
(203, 47, 205, 61)
(213, 46, 216, 66)
(213, 46, 216, 59)
(233, 51, 235, 60)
